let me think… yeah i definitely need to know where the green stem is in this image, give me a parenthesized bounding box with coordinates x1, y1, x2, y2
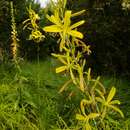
(37, 44, 40, 88)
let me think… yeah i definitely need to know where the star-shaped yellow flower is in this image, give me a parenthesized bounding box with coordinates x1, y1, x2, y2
(43, 10, 85, 51)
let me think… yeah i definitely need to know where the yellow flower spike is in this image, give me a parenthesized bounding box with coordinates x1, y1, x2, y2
(10, 1, 19, 61)
(23, 6, 45, 43)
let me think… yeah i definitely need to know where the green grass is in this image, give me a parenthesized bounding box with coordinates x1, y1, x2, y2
(0, 57, 130, 129)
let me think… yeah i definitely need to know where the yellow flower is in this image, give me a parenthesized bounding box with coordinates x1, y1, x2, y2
(29, 30, 45, 43)
(96, 87, 124, 118)
(43, 10, 85, 51)
(23, 6, 45, 43)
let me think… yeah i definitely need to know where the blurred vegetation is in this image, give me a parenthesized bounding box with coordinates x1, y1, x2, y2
(67, 0, 130, 77)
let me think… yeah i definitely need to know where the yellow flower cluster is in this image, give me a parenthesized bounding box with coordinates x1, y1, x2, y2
(23, 6, 45, 43)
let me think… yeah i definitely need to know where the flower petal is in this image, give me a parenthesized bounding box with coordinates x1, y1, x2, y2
(70, 20, 85, 29)
(68, 30, 84, 39)
(43, 25, 62, 32)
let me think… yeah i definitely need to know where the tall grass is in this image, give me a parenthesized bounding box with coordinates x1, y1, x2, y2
(0, 58, 130, 129)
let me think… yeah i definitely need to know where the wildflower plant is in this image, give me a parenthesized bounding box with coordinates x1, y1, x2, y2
(7, 3, 40, 130)
(22, 0, 125, 129)
(43, 0, 124, 129)
(10, 1, 19, 62)
(23, 5, 45, 43)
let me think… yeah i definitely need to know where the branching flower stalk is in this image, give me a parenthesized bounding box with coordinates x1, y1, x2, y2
(23, 5, 45, 43)
(23, 6, 45, 110)
(21, 0, 125, 129)
(43, 0, 124, 129)
(23, 5, 45, 85)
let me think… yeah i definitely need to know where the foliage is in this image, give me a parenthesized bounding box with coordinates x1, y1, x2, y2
(66, 0, 130, 77)
(0, 80, 39, 129)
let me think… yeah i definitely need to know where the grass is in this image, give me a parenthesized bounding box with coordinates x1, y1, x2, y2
(0, 57, 130, 129)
